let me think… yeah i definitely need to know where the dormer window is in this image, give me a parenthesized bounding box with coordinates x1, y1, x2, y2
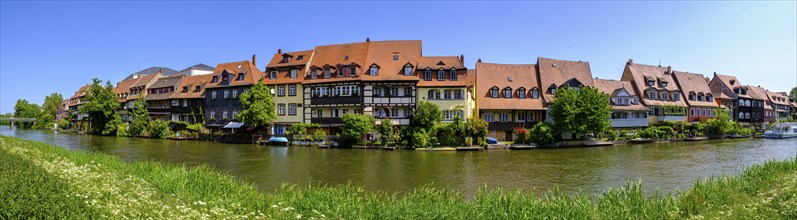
(324, 68, 331, 78)
(504, 88, 512, 98)
(491, 87, 499, 98)
(450, 69, 457, 81)
(182, 86, 188, 92)
(661, 82, 668, 87)
(424, 69, 432, 81)
(661, 91, 670, 101)
(237, 73, 245, 81)
(212, 76, 219, 83)
(531, 88, 539, 99)
(282, 57, 289, 63)
(369, 65, 379, 76)
(337, 68, 344, 77)
(648, 90, 658, 100)
(698, 93, 704, 101)
(349, 67, 356, 76)
(518, 88, 526, 99)
(548, 86, 556, 95)
(404, 65, 413, 76)
(437, 70, 445, 81)
(270, 71, 277, 80)
(689, 92, 696, 101)
(297, 55, 304, 60)
(195, 86, 201, 92)
(311, 69, 317, 79)
(344, 55, 349, 60)
(290, 69, 298, 78)
(673, 92, 680, 101)
(646, 80, 655, 86)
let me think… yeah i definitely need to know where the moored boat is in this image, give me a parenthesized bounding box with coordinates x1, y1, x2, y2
(764, 123, 797, 139)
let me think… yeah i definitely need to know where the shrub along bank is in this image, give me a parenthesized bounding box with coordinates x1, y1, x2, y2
(1, 136, 795, 219)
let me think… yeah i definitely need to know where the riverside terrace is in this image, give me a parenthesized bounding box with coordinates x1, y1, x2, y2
(62, 39, 796, 140)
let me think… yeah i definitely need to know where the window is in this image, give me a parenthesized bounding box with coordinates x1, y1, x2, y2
(648, 90, 658, 100)
(690, 108, 695, 116)
(424, 69, 432, 80)
(518, 88, 526, 99)
(745, 112, 750, 119)
(504, 88, 512, 98)
(370, 66, 378, 76)
(404, 65, 413, 76)
(315, 109, 323, 118)
(342, 109, 349, 115)
(450, 69, 457, 81)
(182, 99, 188, 107)
(393, 55, 399, 60)
(212, 91, 217, 99)
(290, 69, 298, 78)
(332, 109, 340, 118)
(673, 92, 680, 101)
(171, 99, 179, 106)
(389, 87, 399, 97)
(288, 104, 297, 115)
(324, 68, 330, 78)
(182, 86, 188, 92)
(491, 88, 499, 98)
(349, 67, 356, 76)
(404, 108, 411, 118)
(690, 92, 696, 100)
(195, 86, 201, 92)
(269, 71, 277, 80)
(237, 73, 245, 81)
(698, 94, 704, 101)
(278, 85, 285, 96)
(297, 55, 303, 60)
(499, 113, 509, 122)
(223, 111, 228, 119)
(549, 86, 556, 95)
(278, 104, 286, 115)
(438, 70, 445, 80)
(484, 113, 494, 122)
(532, 89, 539, 99)
(517, 112, 526, 121)
(444, 90, 452, 99)
(224, 90, 229, 99)
(646, 80, 655, 86)
(428, 90, 440, 100)
(338, 68, 344, 77)
(661, 82, 668, 87)
(707, 95, 713, 102)
(282, 57, 289, 63)
(391, 109, 399, 117)
(232, 89, 238, 98)
(739, 112, 744, 119)
(212, 76, 218, 83)
(210, 111, 215, 119)
(403, 87, 410, 96)
(232, 110, 238, 119)
(453, 90, 463, 99)
(739, 99, 745, 107)
(288, 85, 296, 96)
(661, 91, 670, 101)
(702, 109, 706, 116)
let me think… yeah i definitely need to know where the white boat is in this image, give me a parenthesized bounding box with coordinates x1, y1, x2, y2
(764, 123, 797, 139)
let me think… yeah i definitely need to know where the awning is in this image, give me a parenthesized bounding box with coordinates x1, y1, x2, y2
(223, 122, 244, 129)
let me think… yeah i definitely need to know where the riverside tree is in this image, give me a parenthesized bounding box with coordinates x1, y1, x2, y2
(790, 86, 797, 102)
(548, 86, 611, 138)
(13, 99, 42, 128)
(236, 79, 276, 131)
(128, 95, 149, 136)
(79, 78, 122, 135)
(377, 118, 394, 145)
(340, 113, 375, 147)
(33, 93, 63, 129)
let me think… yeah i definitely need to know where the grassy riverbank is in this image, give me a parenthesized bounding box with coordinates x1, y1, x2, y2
(1, 136, 795, 219)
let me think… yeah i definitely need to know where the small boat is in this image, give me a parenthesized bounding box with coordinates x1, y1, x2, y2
(268, 136, 290, 145)
(485, 137, 499, 145)
(628, 138, 654, 144)
(684, 137, 708, 141)
(764, 123, 797, 139)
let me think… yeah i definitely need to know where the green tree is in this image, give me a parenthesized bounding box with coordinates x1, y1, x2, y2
(548, 86, 611, 138)
(466, 118, 489, 146)
(13, 99, 42, 128)
(33, 93, 64, 129)
(340, 113, 375, 147)
(789, 87, 797, 103)
(128, 95, 149, 136)
(706, 109, 733, 137)
(529, 122, 556, 145)
(236, 80, 276, 130)
(148, 119, 170, 138)
(410, 101, 442, 129)
(79, 78, 122, 135)
(377, 118, 394, 145)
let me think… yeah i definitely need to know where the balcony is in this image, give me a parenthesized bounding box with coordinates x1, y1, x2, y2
(487, 121, 537, 131)
(611, 118, 649, 128)
(311, 117, 344, 125)
(148, 107, 171, 113)
(310, 95, 361, 105)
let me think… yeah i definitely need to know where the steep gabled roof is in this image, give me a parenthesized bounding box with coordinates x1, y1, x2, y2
(765, 90, 792, 107)
(360, 40, 423, 81)
(264, 49, 314, 85)
(145, 75, 184, 101)
(176, 63, 215, 75)
(622, 61, 687, 107)
(205, 60, 264, 88)
(123, 67, 177, 81)
(593, 78, 648, 111)
(266, 50, 314, 68)
(537, 57, 595, 103)
(672, 71, 718, 108)
(171, 74, 214, 99)
(475, 62, 544, 110)
(417, 56, 465, 70)
(130, 73, 162, 88)
(746, 85, 769, 104)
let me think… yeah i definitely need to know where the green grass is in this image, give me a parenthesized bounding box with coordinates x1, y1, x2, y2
(1, 135, 796, 219)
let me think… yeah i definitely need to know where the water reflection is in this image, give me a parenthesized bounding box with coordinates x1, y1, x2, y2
(2, 127, 795, 196)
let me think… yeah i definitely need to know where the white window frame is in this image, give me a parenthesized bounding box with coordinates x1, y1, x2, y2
(210, 111, 215, 119)
(404, 65, 413, 76)
(278, 104, 286, 115)
(425, 69, 432, 80)
(290, 69, 298, 78)
(270, 71, 277, 79)
(499, 112, 509, 122)
(437, 70, 445, 81)
(484, 112, 494, 122)
(288, 85, 296, 96)
(518, 89, 526, 99)
(224, 90, 229, 99)
(450, 69, 457, 81)
(370, 66, 378, 76)
(288, 104, 297, 115)
(278, 85, 286, 96)
(232, 89, 238, 98)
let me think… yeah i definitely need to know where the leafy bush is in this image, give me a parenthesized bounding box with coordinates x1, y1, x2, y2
(605, 131, 617, 141)
(529, 122, 556, 145)
(377, 118, 393, 145)
(513, 126, 528, 145)
(148, 120, 170, 138)
(411, 129, 430, 148)
(464, 137, 473, 146)
(115, 124, 129, 137)
(313, 129, 326, 141)
(341, 114, 374, 147)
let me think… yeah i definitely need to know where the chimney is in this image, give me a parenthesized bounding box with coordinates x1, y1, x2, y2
(252, 54, 257, 66)
(627, 59, 634, 66)
(666, 66, 672, 74)
(459, 54, 464, 65)
(477, 58, 482, 63)
(278, 49, 282, 54)
(366, 37, 370, 42)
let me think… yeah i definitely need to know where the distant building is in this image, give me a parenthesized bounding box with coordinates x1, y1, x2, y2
(145, 75, 184, 121)
(672, 71, 719, 122)
(122, 67, 177, 81)
(593, 79, 649, 128)
(169, 74, 213, 124)
(708, 73, 764, 124)
(176, 64, 215, 76)
(621, 59, 687, 124)
(476, 61, 545, 141)
(204, 59, 263, 129)
(265, 50, 313, 135)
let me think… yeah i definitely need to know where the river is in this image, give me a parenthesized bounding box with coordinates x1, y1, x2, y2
(2, 126, 795, 196)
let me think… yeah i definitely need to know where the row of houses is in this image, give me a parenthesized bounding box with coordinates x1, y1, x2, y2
(61, 39, 797, 141)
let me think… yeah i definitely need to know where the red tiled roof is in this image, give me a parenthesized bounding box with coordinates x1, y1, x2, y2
(266, 50, 314, 68)
(360, 40, 423, 81)
(712, 73, 751, 99)
(672, 71, 718, 108)
(205, 60, 264, 88)
(622, 61, 687, 107)
(593, 78, 648, 111)
(537, 57, 595, 103)
(475, 62, 545, 110)
(765, 90, 791, 106)
(170, 74, 214, 99)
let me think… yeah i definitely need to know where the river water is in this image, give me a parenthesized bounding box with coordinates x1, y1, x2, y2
(2, 126, 795, 196)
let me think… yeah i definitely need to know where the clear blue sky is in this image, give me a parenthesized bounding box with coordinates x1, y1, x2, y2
(2, 1, 795, 113)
